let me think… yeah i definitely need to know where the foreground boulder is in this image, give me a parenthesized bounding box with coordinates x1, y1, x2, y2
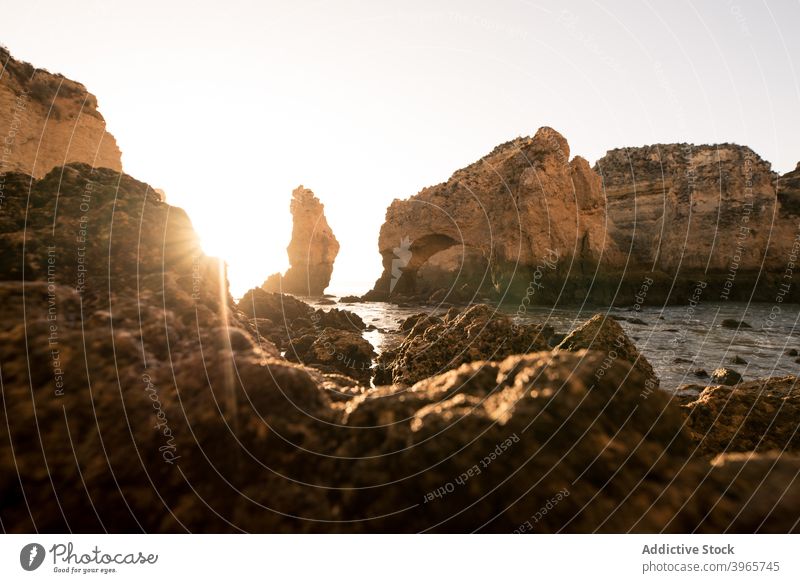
(314, 351, 800, 533)
(555, 314, 659, 392)
(262, 186, 339, 295)
(375, 304, 552, 385)
(2, 278, 800, 532)
(682, 376, 800, 457)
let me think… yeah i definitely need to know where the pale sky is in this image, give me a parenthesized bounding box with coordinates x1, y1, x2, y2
(2, 0, 799, 296)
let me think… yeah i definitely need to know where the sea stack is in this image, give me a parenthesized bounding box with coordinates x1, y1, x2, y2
(263, 185, 339, 295)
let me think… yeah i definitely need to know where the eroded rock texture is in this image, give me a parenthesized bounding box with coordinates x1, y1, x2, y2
(0, 47, 122, 178)
(555, 314, 659, 392)
(596, 143, 800, 302)
(368, 129, 800, 305)
(366, 127, 621, 303)
(262, 186, 339, 295)
(375, 304, 552, 385)
(682, 376, 800, 457)
(236, 288, 367, 361)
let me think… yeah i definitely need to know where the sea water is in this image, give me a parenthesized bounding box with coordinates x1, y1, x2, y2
(305, 298, 800, 392)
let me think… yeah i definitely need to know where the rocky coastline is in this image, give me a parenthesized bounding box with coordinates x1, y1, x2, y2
(1, 47, 799, 533)
(364, 127, 800, 307)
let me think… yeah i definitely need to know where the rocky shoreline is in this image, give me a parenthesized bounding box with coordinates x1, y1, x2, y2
(364, 128, 800, 306)
(1, 47, 799, 533)
(2, 164, 798, 532)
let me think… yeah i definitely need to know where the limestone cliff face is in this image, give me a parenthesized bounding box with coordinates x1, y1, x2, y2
(369, 130, 800, 305)
(596, 145, 798, 302)
(0, 46, 122, 178)
(778, 161, 800, 214)
(367, 127, 621, 303)
(263, 186, 339, 295)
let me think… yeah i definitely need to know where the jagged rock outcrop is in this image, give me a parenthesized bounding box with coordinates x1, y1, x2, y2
(262, 186, 339, 295)
(237, 287, 365, 352)
(368, 129, 800, 305)
(366, 127, 622, 303)
(682, 376, 800, 457)
(4, 49, 799, 534)
(0, 47, 122, 178)
(318, 351, 800, 533)
(778, 161, 800, 212)
(555, 314, 659, 392)
(374, 303, 552, 385)
(595, 143, 800, 302)
(0, 163, 224, 303)
(286, 328, 375, 384)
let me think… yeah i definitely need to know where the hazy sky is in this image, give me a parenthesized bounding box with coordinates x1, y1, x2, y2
(2, 0, 799, 296)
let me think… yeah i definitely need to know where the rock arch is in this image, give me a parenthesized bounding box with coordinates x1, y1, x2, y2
(380, 233, 457, 295)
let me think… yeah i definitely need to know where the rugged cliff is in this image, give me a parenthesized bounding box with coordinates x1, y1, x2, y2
(368, 128, 800, 305)
(596, 144, 799, 303)
(262, 185, 339, 295)
(366, 127, 622, 304)
(0, 46, 122, 178)
(777, 161, 800, 214)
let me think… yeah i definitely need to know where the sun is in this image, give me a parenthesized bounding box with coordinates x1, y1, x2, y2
(190, 208, 290, 299)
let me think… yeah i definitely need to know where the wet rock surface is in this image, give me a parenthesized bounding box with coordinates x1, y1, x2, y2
(555, 314, 659, 392)
(237, 288, 365, 351)
(375, 304, 552, 386)
(286, 328, 375, 384)
(721, 318, 752, 330)
(682, 376, 800, 457)
(710, 367, 743, 386)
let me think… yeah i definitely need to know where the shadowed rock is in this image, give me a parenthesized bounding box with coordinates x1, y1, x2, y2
(2, 161, 799, 534)
(711, 367, 743, 385)
(286, 328, 375, 384)
(682, 376, 800, 456)
(375, 304, 552, 385)
(2, 276, 800, 532)
(555, 314, 659, 392)
(237, 288, 365, 351)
